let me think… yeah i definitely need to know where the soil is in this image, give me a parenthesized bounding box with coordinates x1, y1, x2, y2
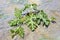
(0, 0, 60, 40)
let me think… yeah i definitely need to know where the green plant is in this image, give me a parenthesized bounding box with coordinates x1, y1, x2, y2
(9, 3, 56, 38)
(39, 10, 50, 27)
(50, 17, 56, 23)
(25, 13, 38, 31)
(23, 3, 37, 10)
(10, 27, 24, 38)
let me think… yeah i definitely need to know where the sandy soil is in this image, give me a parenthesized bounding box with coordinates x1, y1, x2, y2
(0, 0, 60, 40)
